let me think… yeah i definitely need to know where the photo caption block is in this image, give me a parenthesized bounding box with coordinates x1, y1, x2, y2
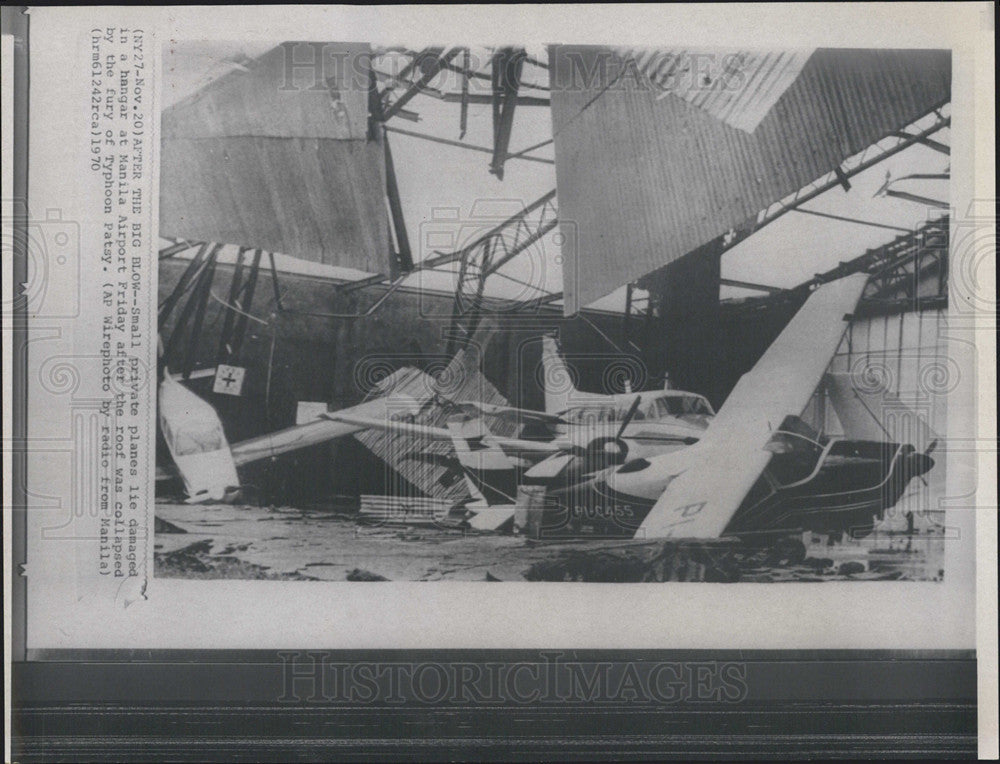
(26, 21, 157, 614)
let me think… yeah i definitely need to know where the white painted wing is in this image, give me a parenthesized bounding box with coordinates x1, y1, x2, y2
(321, 412, 453, 440)
(452, 400, 568, 426)
(230, 388, 429, 466)
(523, 452, 577, 480)
(637, 274, 869, 539)
(326, 412, 563, 457)
(230, 416, 372, 466)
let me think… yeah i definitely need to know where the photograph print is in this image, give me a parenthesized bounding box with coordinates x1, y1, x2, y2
(153, 42, 954, 584)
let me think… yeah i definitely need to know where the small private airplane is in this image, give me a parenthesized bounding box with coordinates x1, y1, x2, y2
(368, 274, 938, 547)
(600, 273, 937, 544)
(450, 335, 714, 456)
(325, 334, 715, 486)
(159, 273, 936, 550)
(157, 316, 715, 504)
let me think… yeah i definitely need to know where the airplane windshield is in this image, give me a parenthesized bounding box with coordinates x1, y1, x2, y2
(652, 395, 713, 418)
(565, 396, 709, 425)
(564, 406, 617, 425)
(765, 416, 828, 487)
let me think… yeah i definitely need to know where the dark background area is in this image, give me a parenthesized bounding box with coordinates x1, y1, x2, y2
(158, 255, 801, 504)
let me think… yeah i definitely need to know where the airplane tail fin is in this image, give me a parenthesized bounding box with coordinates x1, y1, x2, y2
(446, 417, 518, 506)
(824, 372, 939, 452)
(158, 374, 240, 501)
(541, 335, 578, 415)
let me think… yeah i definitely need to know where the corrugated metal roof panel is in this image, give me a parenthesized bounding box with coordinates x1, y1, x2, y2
(160, 42, 390, 273)
(616, 48, 814, 133)
(159, 135, 390, 272)
(162, 42, 371, 141)
(550, 46, 950, 315)
(353, 342, 522, 501)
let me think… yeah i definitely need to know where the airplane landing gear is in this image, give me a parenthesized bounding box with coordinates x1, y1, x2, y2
(766, 536, 808, 566)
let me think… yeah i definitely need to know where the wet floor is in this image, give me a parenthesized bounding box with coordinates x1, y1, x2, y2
(155, 500, 947, 583)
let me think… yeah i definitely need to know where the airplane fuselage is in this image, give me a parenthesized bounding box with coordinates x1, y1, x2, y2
(545, 389, 714, 457)
(531, 438, 934, 541)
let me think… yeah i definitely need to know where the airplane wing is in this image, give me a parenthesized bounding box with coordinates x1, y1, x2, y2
(227, 369, 433, 466)
(156, 411, 411, 474)
(326, 411, 564, 457)
(637, 274, 869, 539)
(522, 452, 577, 480)
(449, 400, 568, 427)
(322, 412, 452, 440)
(230, 416, 376, 466)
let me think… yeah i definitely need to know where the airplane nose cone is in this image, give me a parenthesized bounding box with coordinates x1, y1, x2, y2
(910, 452, 935, 477)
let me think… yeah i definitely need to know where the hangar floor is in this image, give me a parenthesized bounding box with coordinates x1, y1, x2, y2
(154, 502, 945, 583)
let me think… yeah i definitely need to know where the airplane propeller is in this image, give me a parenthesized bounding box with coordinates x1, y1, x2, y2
(579, 395, 643, 473)
(618, 395, 643, 440)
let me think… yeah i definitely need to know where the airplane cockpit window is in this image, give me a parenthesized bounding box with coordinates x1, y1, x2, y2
(681, 396, 712, 415)
(765, 416, 827, 487)
(653, 397, 675, 418)
(773, 415, 828, 447)
(566, 406, 616, 425)
(652, 395, 713, 418)
(161, 416, 225, 456)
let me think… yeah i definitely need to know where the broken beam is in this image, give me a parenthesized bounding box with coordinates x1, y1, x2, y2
(422, 189, 557, 269)
(790, 207, 914, 233)
(383, 129, 414, 271)
(719, 278, 784, 294)
(440, 92, 549, 107)
(158, 240, 195, 260)
(485, 216, 559, 275)
(883, 189, 949, 209)
(893, 131, 950, 155)
(381, 48, 461, 122)
(384, 125, 554, 166)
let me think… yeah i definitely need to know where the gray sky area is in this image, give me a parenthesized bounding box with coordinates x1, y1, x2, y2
(161, 42, 950, 311)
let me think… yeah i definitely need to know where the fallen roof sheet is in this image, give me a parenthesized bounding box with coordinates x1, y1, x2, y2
(160, 135, 390, 272)
(549, 46, 950, 315)
(353, 334, 522, 502)
(615, 47, 814, 133)
(162, 42, 371, 141)
(160, 42, 392, 274)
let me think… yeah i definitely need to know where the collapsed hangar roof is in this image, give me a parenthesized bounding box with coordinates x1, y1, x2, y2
(159, 43, 951, 318)
(160, 43, 391, 275)
(549, 46, 950, 314)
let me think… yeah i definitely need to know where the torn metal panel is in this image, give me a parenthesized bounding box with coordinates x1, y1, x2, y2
(353, 336, 522, 501)
(159, 135, 390, 272)
(549, 46, 951, 314)
(161, 41, 392, 274)
(162, 42, 371, 141)
(616, 48, 814, 133)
